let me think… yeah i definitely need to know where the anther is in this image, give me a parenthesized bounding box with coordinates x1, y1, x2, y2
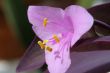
(53, 34, 60, 43)
(45, 46, 52, 52)
(37, 41, 45, 49)
(43, 18, 48, 27)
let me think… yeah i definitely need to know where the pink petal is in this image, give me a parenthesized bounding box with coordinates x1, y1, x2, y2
(28, 6, 73, 40)
(65, 5, 94, 45)
(45, 44, 71, 73)
(45, 33, 72, 73)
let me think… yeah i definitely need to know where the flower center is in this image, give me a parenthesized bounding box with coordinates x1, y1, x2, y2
(53, 33, 73, 63)
(37, 34, 61, 52)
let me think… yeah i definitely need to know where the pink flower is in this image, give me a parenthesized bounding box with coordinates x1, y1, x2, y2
(27, 5, 93, 73)
(17, 5, 93, 73)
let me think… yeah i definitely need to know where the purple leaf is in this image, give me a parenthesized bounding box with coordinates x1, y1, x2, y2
(93, 20, 110, 36)
(88, 3, 110, 25)
(66, 50, 110, 73)
(16, 36, 45, 72)
(67, 36, 110, 72)
(94, 19, 110, 30)
(95, 36, 110, 42)
(73, 36, 110, 52)
(86, 63, 110, 73)
(88, 3, 110, 36)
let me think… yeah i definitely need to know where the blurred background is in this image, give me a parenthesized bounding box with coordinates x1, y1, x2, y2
(0, 0, 110, 73)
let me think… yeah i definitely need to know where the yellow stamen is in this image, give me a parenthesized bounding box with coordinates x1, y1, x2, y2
(43, 18, 48, 27)
(43, 40, 49, 44)
(53, 34, 60, 43)
(37, 41, 45, 49)
(45, 46, 52, 52)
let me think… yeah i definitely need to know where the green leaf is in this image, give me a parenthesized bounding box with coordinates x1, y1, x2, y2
(77, 0, 95, 8)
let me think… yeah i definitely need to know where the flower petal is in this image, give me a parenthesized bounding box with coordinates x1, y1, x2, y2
(65, 5, 94, 45)
(45, 43, 71, 73)
(45, 33, 72, 73)
(16, 36, 45, 72)
(28, 6, 73, 40)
